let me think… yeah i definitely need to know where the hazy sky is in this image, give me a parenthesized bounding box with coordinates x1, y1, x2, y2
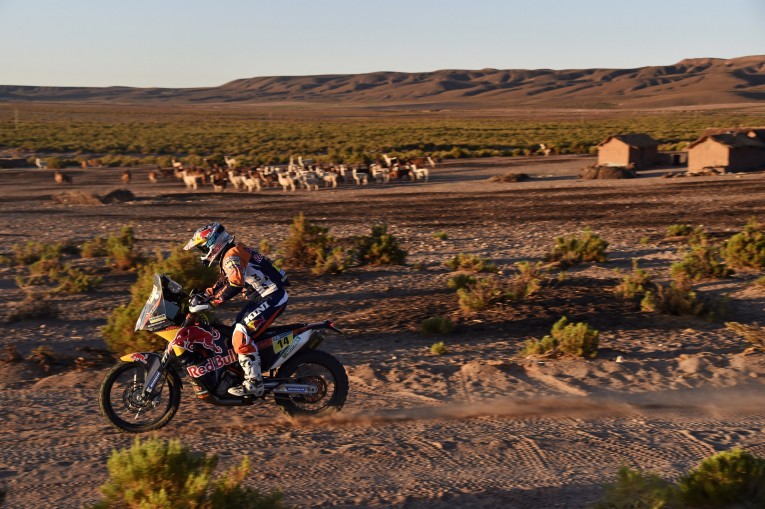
(2, 0, 764, 88)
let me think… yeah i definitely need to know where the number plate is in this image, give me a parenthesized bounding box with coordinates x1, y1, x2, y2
(272, 333, 293, 354)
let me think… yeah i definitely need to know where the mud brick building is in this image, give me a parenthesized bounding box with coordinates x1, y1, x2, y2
(687, 127, 765, 173)
(596, 133, 659, 170)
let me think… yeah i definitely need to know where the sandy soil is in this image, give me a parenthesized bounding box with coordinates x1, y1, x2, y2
(2, 156, 765, 508)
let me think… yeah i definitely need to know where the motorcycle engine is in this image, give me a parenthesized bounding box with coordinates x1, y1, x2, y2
(216, 371, 241, 398)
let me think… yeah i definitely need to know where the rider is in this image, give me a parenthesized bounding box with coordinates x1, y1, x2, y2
(184, 222, 289, 397)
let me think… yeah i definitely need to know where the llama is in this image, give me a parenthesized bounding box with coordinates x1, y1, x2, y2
(352, 168, 369, 185)
(227, 170, 246, 191)
(181, 170, 201, 190)
(172, 158, 184, 170)
(299, 171, 321, 191)
(35, 158, 47, 170)
(224, 155, 239, 170)
(411, 164, 429, 182)
(242, 171, 262, 192)
(276, 170, 296, 192)
(148, 171, 158, 184)
(370, 164, 390, 184)
(121, 169, 132, 185)
(211, 172, 227, 192)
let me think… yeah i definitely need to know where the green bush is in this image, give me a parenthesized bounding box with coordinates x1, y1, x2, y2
(279, 212, 338, 273)
(521, 316, 599, 358)
(593, 449, 765, 509)
(723, 218, 765, 270)
(354, 223, 407, 266)
(640, 283, 704, 317)
(445, 253, 497, 273)
(679, 448, 765, 508)
(592, 465, 682, 509)
(614, 259, 652, 300)
(93, 437, 287, 509)
(671, 228, 732, 281)
(447, 273, 477, 290)
(53, 264, 103, 293)
(102, 247, 218, 354)
(725, 321, 765, 350)
(666, 223, 693, 238)
(430, 341, 448, 355)
(312, 246, 352, 275)
(421, 316, 455, 335)
(6, 241, 64, 266)
(81, 236, 109, 258)
(457, 275, 505, 313)
(546, 228, 608, 267)
(433, 231, 449, 241)
(106, 226, 142, 270)
(505, 261, 544, 300)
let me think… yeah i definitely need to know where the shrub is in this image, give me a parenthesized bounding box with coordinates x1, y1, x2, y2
(421, 316, 454, 335)
(445, 253, 497, 273)
(447, 273, 477, 290)
(592, 465, 682, 509)
(666, 223, 693, 238)
(312, 246, 352, 275)
(430, 341, 448, 355)
(670, 228, 732, 281)
(433, 231, 449, 240)
(258, 239, 272, 256)
(354, 223, 407, 266)
(640, 286, 703, 316)
(593, 449, 765, 509)
(93, 437, 287, 509)
(725, 322, 765, 350)
(106, 226, 142, 270)
(457, 275, 505, 313)
(505, 261, 544, 300)
(279, 212, 336, 271)
(723, 217, 765, 270)
(81, 236, 108, 258)
(53, 264, 102, 293)
(614, 259, 652, 300)
(546, 228, 608, 267)
(521, 316, 599, 358)
(679, 448, 765, 508)
(102, 247, 218, 354)
(7, 241, 64, 266)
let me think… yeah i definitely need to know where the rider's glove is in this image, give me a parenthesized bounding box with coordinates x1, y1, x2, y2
(189, 293, 212, 313)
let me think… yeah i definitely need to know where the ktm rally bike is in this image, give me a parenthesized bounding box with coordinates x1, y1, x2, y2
(98, 273, 348, 433)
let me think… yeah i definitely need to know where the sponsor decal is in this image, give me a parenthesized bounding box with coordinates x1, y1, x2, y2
(172, 326, 223, 354)
(186, 349, 238, 378)
(149, 314, 167, 323)
(130, 352, 149, 364)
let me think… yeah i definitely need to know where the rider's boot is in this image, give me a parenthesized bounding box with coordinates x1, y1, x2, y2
(228, 352, 264, 397)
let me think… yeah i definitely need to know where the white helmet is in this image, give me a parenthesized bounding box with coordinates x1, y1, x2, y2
(183, 222, 234, 267)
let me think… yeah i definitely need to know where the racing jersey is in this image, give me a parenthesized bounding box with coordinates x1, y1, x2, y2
(207, 244, 287, 304)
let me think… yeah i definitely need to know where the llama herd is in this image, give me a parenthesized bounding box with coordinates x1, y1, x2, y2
(44, 154, 437, 192)
(164, 155, 436, 193)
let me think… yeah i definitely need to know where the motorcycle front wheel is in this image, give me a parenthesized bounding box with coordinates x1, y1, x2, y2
(98, 361, 181, 433)
(274, 349, 348, 418)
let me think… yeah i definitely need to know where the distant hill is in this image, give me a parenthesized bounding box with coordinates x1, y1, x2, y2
(2, 55, 764, 109)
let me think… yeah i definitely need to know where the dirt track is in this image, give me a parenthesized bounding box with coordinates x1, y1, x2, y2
(2, 156, 765, 508)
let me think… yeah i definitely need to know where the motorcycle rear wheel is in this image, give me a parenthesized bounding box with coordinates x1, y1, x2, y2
(274, 349, 348, 417)
(98, 361, 181, 433)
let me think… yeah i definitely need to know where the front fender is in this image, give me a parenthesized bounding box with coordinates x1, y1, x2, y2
(119, 352, 160, 365)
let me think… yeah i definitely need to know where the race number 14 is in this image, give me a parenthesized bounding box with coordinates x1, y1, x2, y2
(273, 334, 293, 354)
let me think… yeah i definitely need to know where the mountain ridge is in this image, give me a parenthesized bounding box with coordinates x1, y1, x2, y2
(2, 55, 764, 109)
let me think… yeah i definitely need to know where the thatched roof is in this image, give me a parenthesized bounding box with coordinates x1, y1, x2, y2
(597, 133, 659, 148)
(688, 132, 765, 150)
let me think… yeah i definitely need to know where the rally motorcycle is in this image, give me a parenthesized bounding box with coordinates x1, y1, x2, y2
(98, 273, 348, 433)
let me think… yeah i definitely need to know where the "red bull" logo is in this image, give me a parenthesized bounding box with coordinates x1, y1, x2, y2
(130, 352, 149, 364)
(171, 326, 223, 355)
(186, 349, 238, 378)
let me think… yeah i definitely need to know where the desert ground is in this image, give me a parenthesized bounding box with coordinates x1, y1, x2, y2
(2, 156, 765, 508)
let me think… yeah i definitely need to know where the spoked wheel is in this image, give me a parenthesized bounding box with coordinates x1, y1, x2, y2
(274, 349, 348, 417)
(98, 361, 181, 433)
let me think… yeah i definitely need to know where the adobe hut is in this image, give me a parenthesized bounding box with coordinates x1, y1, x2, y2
(597, 134, 659, 170)
(687, 130, 765, 173)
